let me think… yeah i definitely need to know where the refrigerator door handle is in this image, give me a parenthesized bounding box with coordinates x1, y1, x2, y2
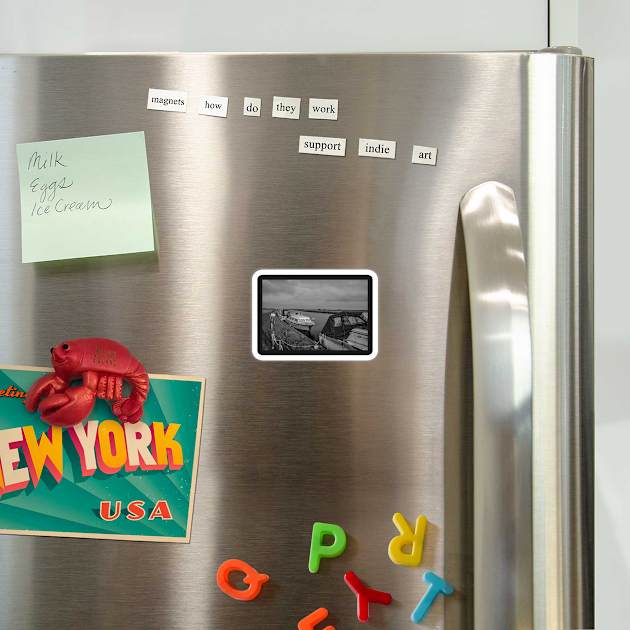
(460, 181, 533, 629)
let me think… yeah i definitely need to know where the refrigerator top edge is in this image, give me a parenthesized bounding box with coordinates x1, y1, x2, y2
(0, 50, 594, 59)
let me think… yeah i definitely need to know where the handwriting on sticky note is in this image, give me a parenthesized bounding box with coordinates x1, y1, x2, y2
(26, 151, 112, 215)
(17, 132, 154, 263)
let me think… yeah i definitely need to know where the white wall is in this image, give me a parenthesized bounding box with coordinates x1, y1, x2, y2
(0, 0, 547, 53)
(575, 2, 629, 627)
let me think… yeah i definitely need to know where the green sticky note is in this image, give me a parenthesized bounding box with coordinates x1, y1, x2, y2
(17, 131, 155, 263)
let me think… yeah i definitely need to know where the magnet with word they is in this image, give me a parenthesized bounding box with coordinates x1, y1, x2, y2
(216, 559, 269, 601)
(308, 522, 347, 573)
(388, 512, 427, 567)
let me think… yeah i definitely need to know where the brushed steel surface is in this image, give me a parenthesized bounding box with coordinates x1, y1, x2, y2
(527, 53, 595, 629)
(0, 52, 593, 629)
(460, 182, 533, 630)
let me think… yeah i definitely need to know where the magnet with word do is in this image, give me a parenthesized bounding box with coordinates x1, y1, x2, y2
(216, 559, 269, 601)
(388, 512, 427, 567)
(298, 607, 335, 630)
(308, 522, 347, 573)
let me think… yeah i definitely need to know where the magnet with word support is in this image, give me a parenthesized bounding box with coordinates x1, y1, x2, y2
(344, 571, 392, 622)
(216, 559, 269, 601)
(298, 607, 335, 630)
(410, 571, 454, 623)
(308, 522, 347, 573)
(388, 512, 427, 567)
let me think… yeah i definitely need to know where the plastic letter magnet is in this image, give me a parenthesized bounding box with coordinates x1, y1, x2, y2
(216, 559, 269, 601)
(410, 571, 454, 623)
(298, 607, 335, 630)
(388, 512, 427, 567)
(308, 522, 347, 573)
(344, 571, 392, 622)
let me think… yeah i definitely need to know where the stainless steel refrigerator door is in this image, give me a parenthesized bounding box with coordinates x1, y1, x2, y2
(0, 52, 593, 629)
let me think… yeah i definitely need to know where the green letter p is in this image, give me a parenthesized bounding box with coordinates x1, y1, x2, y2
(308, 522, 347, 573)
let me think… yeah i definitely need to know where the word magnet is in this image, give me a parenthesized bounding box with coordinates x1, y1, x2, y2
(358, 138, 396, 159)
(243, 97, 261, 117)
(216, 559, 269, 601)
(147, 88, 187, 112)
(411, 145, 438, 166)
(272, 96, 301, 119)
(344, 571, 392, 622)
(308, 98, 338, 120)
(308, 522, 346, 573)
(299, 136, 346, 157)
(388, 512, 427, 566)
(198, 95, 228, 118)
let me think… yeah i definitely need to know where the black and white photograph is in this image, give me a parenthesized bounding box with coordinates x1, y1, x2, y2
(254, 273, 375, 357)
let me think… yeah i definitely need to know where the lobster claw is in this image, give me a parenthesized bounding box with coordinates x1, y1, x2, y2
(112, 398, 144, 424)
(37, 386, 96, 428)
(25, 373, 66, 413)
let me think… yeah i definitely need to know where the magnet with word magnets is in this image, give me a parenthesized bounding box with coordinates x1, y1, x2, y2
(25, 338, 149, 428)
(308, 522, 347, 573)
(388, 512, 427, 567)
(344, 571, 392, 622)
(216, 559, 269, 601)
(410, 572, 454, 624)
(298, 607, 335, 630)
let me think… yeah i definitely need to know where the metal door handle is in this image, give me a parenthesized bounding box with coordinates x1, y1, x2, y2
(460, 181, 533, 629)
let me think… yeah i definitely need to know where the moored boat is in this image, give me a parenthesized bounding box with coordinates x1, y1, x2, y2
(318, 312, 368, 351)
(284, 312, 315, 332)
(345, 327, 368, 351)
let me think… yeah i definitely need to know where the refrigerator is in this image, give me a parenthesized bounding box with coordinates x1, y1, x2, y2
(0, 50, 593, 629)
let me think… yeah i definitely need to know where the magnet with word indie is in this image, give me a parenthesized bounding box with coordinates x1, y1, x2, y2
(298, 607, 335, 630)
(410, 571, 454, 623)
(344, 571, 392, 622)
(388, 512, 427, 567)
(25, 338, 149, 428)
(308, 522, 347, 573)
(216, 559, 269, 601)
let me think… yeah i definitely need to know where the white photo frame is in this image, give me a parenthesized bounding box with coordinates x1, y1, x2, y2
(252, 269, 378, 361)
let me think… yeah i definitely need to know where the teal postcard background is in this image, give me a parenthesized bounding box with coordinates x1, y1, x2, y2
(0, 367, 204, 542)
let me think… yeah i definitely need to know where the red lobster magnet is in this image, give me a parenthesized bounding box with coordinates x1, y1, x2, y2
(26, 338, 149, 428)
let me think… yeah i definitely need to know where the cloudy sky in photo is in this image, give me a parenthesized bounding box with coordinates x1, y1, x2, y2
(262, 278, 368, 310)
